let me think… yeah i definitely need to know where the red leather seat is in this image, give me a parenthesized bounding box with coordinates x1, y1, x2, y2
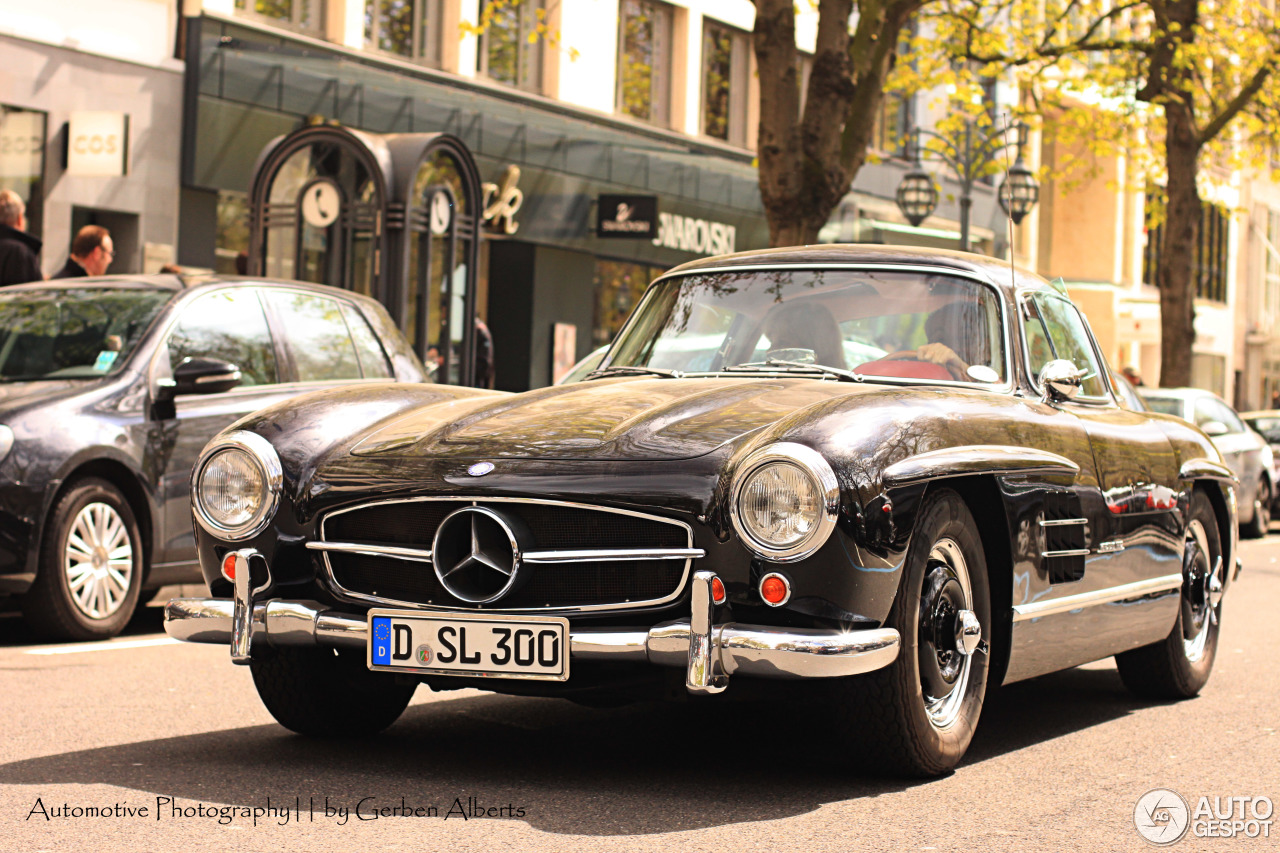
(855, 358, 953, 381)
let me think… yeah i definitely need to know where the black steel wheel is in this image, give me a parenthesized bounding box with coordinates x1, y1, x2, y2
(1117, 490, 1223, 699)
(829, 488, 992, 776)
(1242, 477, 1270, 539)
(251, 646, 417, 737)
(22, 478, 144, 640)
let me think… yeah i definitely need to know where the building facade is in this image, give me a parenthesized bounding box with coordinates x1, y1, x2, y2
(0, 0, 184, 277)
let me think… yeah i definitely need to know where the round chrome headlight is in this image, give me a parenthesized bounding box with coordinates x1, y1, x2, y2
(193, 431, 282, 540)
(730, 443, 839, 562)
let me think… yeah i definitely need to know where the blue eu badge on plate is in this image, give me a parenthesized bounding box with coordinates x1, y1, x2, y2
(371, 616, 392, 665)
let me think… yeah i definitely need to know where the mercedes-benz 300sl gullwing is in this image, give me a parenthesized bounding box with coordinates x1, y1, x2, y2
(166, 246, 1238, 776)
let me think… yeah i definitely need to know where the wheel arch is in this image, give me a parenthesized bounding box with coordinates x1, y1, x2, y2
(1193, 479, 1235, 585)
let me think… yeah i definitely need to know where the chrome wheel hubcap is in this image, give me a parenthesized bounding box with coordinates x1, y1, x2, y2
(64, 502, 133, 620)
(919, 538, 979, 730)
(1181, 518, 1219, 662)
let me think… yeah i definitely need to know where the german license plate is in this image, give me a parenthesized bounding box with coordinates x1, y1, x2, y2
(366, 610, 569, 681)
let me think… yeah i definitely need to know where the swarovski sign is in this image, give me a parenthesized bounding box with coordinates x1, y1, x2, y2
(651, 211, 736, 257)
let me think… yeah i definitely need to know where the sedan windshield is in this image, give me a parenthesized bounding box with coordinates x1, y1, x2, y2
(605, 269, 1007, 385)
(0, 289, 171, 381)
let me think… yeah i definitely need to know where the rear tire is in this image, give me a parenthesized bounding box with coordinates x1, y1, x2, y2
(826, 488, 992, 776)
(251, 646, 416, 736)
(1242, 478, 1270, 539)
(1117, 490, 1222, 699)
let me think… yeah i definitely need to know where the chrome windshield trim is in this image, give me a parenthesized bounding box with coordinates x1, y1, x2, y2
(316, 496, 696, 614)
(523, 548, 704, 564)
(1012, 574, 1183, 622)
(306, 541, 434, 563)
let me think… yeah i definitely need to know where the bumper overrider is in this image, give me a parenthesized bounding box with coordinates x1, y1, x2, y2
(164, 550, 901, 695)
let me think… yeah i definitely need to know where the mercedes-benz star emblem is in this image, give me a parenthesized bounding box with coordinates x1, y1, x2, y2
(468, 462, 495, 477)
(432, 506, 527, 603)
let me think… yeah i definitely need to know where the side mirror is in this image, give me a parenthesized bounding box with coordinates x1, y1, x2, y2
(1200, 420, 1229, 437)
(169, 357, 242, 397)
(1040, 359, 1084, 403)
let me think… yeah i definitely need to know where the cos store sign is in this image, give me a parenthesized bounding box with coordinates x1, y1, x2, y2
(66, 112, 129, 177)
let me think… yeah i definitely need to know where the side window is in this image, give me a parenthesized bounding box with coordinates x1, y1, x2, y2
(1196, 397, 1243, 433)
(1023, 294, 1108, 398)
(264, 291, 362, 382)
(167, 290, 278, 387)
(343, 303, 392, 379)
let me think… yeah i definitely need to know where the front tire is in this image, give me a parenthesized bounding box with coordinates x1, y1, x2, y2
(829, 488, 992, 776)
(22, 478, 144, 640)
(251, 646, 416, 736)
(1116, 490, 1223, 699)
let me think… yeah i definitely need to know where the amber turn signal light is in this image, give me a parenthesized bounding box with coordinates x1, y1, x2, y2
(759, 573, 790, 606)
(221, 553, 237, 581)
(711, 576, 726, 604)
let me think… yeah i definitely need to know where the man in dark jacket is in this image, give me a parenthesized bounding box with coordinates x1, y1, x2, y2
(52, 225, 113, 279)
(0, 189, 42, 286)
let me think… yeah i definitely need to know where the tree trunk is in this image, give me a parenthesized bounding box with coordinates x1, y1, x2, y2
(1157, 104, 1201, 389)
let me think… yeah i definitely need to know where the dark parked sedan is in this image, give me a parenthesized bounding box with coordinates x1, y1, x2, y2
(166, 245, 1236, 776)
(0, 275, 425, 639)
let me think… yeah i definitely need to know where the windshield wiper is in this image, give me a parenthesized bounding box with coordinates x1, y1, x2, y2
(585, 365, 684, 380)
(719, 359, 864, 383)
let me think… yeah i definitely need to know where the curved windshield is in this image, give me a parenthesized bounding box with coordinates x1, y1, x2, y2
(0, 289, 171, 381)
(605, 269, 1006, 384)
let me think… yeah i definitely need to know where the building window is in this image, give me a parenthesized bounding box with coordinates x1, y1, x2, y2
(234, 0, 322, 34)
(593, 259, 665, 348)
(872, 93, 910, 159)
(701, 20, 750, 146)
(365, 0, 442, 65)
(1143, 191, 1230, 303)
(477, 0, 544, 93)
(617, 0, 674, 126)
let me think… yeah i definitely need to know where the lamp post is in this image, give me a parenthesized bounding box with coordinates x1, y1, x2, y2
(893, 119, 1039, 252)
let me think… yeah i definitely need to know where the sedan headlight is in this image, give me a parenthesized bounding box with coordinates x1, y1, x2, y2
(192, 431, 282, 540)
(730, 443, 839, 562)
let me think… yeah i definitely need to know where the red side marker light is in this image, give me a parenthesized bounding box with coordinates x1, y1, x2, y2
(222, 553, 237, 581)
(760, 574, 789, 606)
(711, 576, 726, 605)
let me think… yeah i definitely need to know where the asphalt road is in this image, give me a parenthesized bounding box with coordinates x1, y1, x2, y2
(2, 541, 1277, 853)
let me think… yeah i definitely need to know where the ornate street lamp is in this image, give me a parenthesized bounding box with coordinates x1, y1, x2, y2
(893, 119, 1040, 252)
(895, 157, 939, 227)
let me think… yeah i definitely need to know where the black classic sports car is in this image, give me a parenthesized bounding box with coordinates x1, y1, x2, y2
(0, 275, 425, 640)
(166, 246, 1238, 776)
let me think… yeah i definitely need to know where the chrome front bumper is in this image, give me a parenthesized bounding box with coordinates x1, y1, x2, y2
(165, 568, 900, 695)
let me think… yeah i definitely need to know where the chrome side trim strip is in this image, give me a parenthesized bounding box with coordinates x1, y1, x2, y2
(1041, 548, 1091, 558)
(307, 541, 434, 562)
(1040, 518, 1087, 528)
(882, 445, 1079, 487)
(316, 496, 696, 614)
(1097, 540, 1125, 553)
(523, 547, 704, 564)
(1012, 573, 1183, 622)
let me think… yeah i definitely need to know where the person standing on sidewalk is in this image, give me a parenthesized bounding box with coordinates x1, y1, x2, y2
(0, 189, 43, 286)
(51, 225, 113, 279)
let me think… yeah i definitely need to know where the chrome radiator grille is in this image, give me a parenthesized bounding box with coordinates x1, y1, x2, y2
(312, 497, 697, 612)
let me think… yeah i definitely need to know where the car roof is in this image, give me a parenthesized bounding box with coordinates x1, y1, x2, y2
(1, 273, 386, 308)
(1138, 387, 1222, 401)
(663, 244, 1051, 295)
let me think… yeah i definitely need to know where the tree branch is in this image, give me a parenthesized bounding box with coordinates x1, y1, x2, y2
(1199, 55, 1279, 145)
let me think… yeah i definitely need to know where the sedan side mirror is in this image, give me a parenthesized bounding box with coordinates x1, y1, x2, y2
(1200, 420, 1230, 437)
(168, 357, 242, 397)
(1039, 359, 1084, 403)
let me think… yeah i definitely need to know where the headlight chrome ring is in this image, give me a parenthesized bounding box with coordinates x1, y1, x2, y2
(729, 442, 839, 563)
(192, 430, 283, 541)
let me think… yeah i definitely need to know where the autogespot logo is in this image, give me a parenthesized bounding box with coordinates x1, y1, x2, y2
(1135, 789, 1191, 845)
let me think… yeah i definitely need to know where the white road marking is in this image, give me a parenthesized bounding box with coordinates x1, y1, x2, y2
(25, 637, 180, 655)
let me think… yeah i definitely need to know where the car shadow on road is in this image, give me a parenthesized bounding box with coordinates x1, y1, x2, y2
(0, 663, 1153, 835)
